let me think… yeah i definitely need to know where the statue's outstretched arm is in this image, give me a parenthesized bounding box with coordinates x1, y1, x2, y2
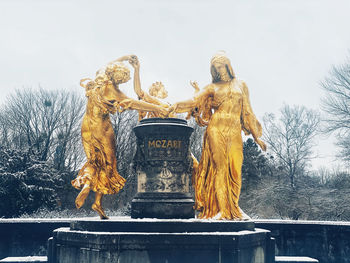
(169, 85, 213, 114)
(113, 88, 167, 117)
(119, 98, 168, 117)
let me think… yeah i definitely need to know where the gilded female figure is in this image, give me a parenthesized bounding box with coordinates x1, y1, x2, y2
(169, 53, 266, 220)
(72, 56, 167, 219)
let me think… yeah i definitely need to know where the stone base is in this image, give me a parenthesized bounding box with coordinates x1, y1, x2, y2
(49, 218, 274, 263)
(131, 192, 195, 219)
(275, 256, 319, 262)
(0, 257, 47, 263)
(69, 217, 255, 232)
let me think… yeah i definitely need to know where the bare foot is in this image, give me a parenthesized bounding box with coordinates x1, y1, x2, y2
(92, 203, 109, 220)
(75, 185, 91, 209)
(239, 208, 251, 221)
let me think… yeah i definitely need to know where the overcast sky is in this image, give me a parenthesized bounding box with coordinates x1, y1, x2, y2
(1, 0, 350, 169)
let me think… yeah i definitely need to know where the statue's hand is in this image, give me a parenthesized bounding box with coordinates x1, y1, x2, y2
(158, 106, 169, 118)
(128, 55, 139, 69)
(190, 81, 200, 93)
(255, 138, 267, 151)
(167, 104, 177, 116)
(113, 55, 136, 63)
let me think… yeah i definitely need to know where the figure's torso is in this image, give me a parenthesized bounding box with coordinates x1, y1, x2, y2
(209, 79, 243, 130)
(82, 84, 121, 137)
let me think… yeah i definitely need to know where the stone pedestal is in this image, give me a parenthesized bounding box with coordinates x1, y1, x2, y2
(131, 118, 194, 219)
(47, 118, 276, 262)
(48, 218, 275, 263)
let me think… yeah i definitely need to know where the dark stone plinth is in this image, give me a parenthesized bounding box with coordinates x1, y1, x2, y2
(70, 217, 255, 232)
(131, 192, 194, 219)
(49, 218, 274, 263)
(131, 118, 195, 219)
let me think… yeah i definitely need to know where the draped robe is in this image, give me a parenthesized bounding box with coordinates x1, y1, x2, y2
(191, 79, 262, 219)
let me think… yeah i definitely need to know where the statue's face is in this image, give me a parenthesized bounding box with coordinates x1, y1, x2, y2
(155, 88, 168, 99)
(149, 83, 168, 99)
(213, 62, 227, 78)
(212, 62, 232, 82)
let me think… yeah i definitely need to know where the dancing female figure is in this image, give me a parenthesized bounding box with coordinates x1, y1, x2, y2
(72, 56, 167, 219)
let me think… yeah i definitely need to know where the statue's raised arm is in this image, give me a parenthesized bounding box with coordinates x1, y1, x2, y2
(127, 55, 175, 119)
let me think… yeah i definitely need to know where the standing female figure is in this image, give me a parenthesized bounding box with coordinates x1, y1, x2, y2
(170, 53, 266, 220)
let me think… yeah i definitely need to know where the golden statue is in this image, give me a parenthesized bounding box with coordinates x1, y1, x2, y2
(72, 56, 167, 219)
(127, 55, 175, 119)
(169, 52, 266, 220)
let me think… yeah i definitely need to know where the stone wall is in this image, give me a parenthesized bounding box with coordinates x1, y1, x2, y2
(255, 219, 350, 263)
(0, 219, 69, 260)
(1, 219, 350, 263)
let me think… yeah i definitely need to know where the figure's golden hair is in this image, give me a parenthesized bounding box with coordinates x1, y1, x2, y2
(104, 62, 130, 84)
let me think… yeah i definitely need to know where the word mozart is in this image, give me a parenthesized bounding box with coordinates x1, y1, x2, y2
(148, 139, 182, 149)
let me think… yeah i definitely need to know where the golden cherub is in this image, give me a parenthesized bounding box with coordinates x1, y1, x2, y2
(126, 55, 176, 119)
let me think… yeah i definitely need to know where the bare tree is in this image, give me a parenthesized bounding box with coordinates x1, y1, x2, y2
(263, 104, 320, 188)
(321, 57, 350, 163)
(107, 110, 139, 209)
(0, 88, 85, 170)
(0, 112, 10, 148)
(111, 110, 139, 174)
(54, 92, 85, 171)
(188, 118, 205, 161)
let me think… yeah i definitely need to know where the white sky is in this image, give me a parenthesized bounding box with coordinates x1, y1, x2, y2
(1, 0, 350, 170)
